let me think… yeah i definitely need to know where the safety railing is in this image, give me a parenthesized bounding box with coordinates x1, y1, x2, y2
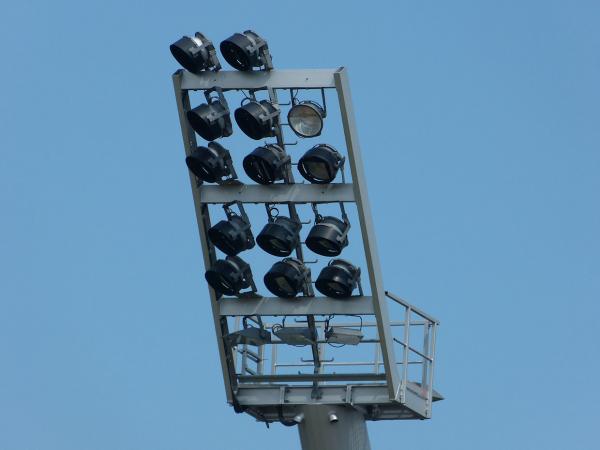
(231, 291, 438, 411)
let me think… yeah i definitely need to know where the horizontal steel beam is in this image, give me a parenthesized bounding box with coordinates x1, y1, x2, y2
(218, 296, 375, 316)
(235, 383, 443, 407)
(238, 373, 386, 383)
(386, 291, 440, 324)
(198, 183, 355, 204)
(239, 384, 391, 407)
(179, 68, 338, 91)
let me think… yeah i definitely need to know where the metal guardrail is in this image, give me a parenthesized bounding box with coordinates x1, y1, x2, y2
(232, 291, 438, 416)
(385, 292, 438, 408)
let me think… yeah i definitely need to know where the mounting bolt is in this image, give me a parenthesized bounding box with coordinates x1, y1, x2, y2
(328, 411, 339, 423)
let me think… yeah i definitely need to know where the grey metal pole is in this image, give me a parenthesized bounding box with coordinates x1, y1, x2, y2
(297, 405, 371, 450)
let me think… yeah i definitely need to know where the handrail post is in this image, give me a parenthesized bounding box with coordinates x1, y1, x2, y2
(422, 323, 431, 392)
(427, 323, 438, 418)
(401, 306, 411, 403)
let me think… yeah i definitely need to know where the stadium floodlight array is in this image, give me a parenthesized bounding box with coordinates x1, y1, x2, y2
(171, 29, 442, 450)
(170, 33, 356, 296)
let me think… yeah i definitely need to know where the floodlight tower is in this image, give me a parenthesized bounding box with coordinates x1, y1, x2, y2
(171, 30, 443, 450)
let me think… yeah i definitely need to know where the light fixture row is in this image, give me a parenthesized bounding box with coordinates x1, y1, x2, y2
(207, 205, 350, 259)
(227, 317, 364, 348)
(186, 142, 344, 185)
(186, 94, 325, 141)
(171, 30, 272, 73)
(224, 317, 364, 347)
(206, 256, 361, 300)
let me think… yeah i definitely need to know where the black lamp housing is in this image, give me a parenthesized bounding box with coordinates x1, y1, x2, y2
(234, 100, 279, 140)
(298, 144, 344, 184)
(208, 215, 254, 256)
(315, 259, 361, 299)
(306, 216, 350, 257)
(264, 258, 311, 298)
(243, 144, 289, 185)
(185, 142, 236, 183)
(187, 100, 232, 141)
(287, 101, 325, 138)
(220, 30, 273, 71)
(256, 216, 301, 256)
(170, 32, 221, 73)
(205, 255, 254, 296)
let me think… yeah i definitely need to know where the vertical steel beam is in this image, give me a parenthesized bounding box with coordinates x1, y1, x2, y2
(172, 71, 236, 403)
(427, 323, 438, 418)
(334, 67, 401, 400)
(266, 87, 321, 395)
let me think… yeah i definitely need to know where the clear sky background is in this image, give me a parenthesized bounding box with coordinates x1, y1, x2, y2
(1, 1, 599, 449)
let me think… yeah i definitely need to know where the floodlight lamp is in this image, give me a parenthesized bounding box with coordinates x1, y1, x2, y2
(220, 30, 273, 71)
(208, 213, 254, 256)
(264, 258, 311, 298)
(225, 316, 271, 346)
(315, 259, 361, 298)
(288, 101, 325, 138)
(234, 100, 279, 140)
(185, 142, 236, 183)
(306, 216, 349, 257)
(186, 92, 232, 141)
(225, 327, 271, 347)
(205, 255, 254, 296)
(170, 32, 221, 73)
(298, 144, 344, 184)
(272, 325, 315, 346)
(256, 215, 301, 256)
(325, 327, 364, 346)
(243, 144, 289, 185)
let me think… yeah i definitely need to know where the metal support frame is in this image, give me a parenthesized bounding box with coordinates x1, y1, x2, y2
(333, 68, 401, 399)
(172, 67, 441, 423)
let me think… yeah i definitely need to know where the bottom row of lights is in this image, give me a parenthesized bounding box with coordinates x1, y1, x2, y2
(205, 257, 361, 299)
(225, 323, 363, 347)
(224, 315, 364, 348)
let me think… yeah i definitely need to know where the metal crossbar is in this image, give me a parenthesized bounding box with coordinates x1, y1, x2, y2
(197, 183, 355, 204)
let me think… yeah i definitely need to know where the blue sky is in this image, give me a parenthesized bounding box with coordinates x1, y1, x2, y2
(1, 1, 599, 449)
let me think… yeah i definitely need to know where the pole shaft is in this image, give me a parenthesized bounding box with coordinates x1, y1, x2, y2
(297, 405, 371, 450)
